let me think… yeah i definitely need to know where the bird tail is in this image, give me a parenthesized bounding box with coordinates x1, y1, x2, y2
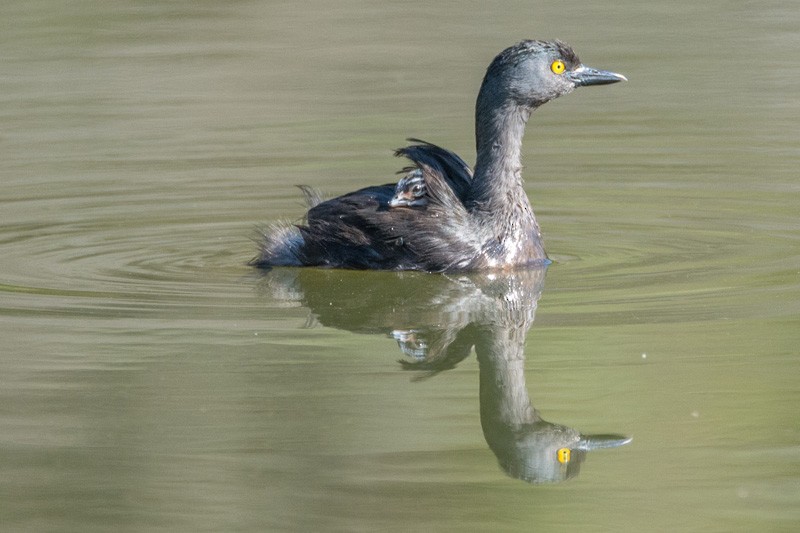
(250, 222, 305, 268)
(250, 184, 325, 268)
(296, 185, 324, 208)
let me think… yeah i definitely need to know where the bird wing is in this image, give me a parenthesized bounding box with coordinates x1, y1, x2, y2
(395, 139, 473, 202)
(299, 184, 413, 268)
(297, 141, 480, 271)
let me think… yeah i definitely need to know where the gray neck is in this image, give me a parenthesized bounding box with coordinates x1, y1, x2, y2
(471, 93, 534, 211)
(468, 87, 546, 265)
(477, 326, 540, 432)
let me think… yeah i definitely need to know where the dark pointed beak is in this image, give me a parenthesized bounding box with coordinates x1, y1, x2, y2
(568, 65, 627, 87)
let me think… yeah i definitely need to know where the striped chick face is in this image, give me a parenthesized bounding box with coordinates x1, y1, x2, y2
(388, 170, 427, 208)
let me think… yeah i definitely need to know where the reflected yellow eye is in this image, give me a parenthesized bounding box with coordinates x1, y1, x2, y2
(551, 59, 566, 75)
(557, 448, 571, 464)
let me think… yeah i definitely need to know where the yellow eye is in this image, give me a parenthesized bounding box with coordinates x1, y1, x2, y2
(551, 59, 566, 75)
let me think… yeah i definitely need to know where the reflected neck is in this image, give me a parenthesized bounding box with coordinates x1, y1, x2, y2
(477, 328, 539, 431)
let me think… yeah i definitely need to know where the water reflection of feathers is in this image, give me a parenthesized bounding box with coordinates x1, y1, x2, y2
(256, 267, 630, 484)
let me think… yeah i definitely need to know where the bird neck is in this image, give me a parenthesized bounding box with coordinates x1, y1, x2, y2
(477, 325, 540, 432)
(468, 94, 547, 264)
(472, 98, 534, 211)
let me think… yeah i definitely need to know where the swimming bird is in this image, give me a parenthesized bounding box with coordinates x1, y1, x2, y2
(252, 40, 625, 272)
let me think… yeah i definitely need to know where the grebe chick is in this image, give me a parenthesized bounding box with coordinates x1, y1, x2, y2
(389, 170, 427, 208)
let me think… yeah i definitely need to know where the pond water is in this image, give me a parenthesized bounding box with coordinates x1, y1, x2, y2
(2, 1, 798, 531)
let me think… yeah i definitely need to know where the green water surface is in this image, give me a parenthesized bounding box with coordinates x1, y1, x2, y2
(1, 1, 798, 531)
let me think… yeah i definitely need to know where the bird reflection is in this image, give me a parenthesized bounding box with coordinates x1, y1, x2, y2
(256, 267, 630, 484)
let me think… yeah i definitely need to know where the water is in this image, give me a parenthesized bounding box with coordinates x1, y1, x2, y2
(2, 1, 799, 531)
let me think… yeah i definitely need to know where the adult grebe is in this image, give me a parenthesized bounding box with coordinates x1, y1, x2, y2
(252, 40, 625, 272)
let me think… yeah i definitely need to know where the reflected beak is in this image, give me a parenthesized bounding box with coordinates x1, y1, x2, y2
(568, 65, 627, 87)
(575, 434, 633, 451)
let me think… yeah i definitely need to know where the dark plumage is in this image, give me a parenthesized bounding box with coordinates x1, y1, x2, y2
(252, 40, 625, 272)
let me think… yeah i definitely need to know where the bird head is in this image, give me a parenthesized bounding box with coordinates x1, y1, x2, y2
(482, 40, 626, 108)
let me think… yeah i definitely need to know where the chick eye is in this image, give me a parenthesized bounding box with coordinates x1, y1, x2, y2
(412, 185, 423, 194)
(551, 59, 566, 75)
